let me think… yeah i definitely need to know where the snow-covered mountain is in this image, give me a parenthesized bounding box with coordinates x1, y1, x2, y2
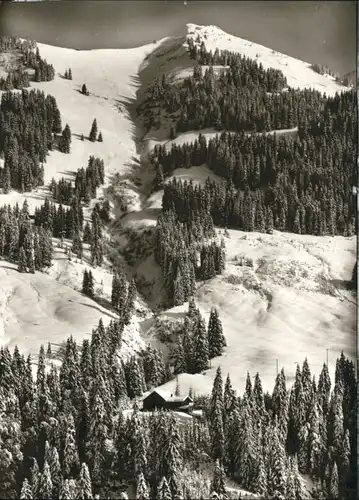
(0, 23, 354, 395)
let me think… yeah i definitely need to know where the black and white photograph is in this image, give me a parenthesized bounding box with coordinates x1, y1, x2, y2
(0, 0, 357, 499)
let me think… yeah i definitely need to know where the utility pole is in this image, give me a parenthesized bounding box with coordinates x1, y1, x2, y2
(326, 349, 329, 368)
(276, 358, 278, 377)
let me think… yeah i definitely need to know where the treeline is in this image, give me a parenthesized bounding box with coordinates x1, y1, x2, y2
(0, 36, 36, 53)
(0, 89, 63, 193)
(0, 36, 55, 90)
(0, 200, 53, 273)
(21, 44, 55, 83)
(144, 65, 347, 135)
(171, 299, 227, 375)
(33, 197, 105, 266)
(187, 36, 288, 92)
(151, 104, 356, 235)
(0, 68, 30, 91)
(154, 210, 225, 306)
(49, 155, 105, 205)
(144, 37, 356, 138)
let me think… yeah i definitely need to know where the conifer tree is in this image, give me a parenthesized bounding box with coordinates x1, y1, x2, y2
(124, 278, 136, 324)
(90, 211, 103, 266)
(328, 461, 339, 499)
(210, 459, 227, 498)
(18, 246, 27, 272)
(192, 316, 209, 373)
(83, 222, 92, 243)
(59, 478, 75, 499)
(272, 368, 289, 443)
(253, 455, 267, 497)
(351, 261, 357, 290)
(20, 479, 33, 500)
(210, 366, 224, 461)
(77, 463, 93, 499)
(153, 164, 165, 191)
(157, 476, 172, 500)
(38, 462, 53, 500)
(62, 414, 80, 478)
(48, 446, 62, 498)
(82, 269, 89, 295)
(30, 458, 40, 499)
(81, 84, 89, 96)
(59, 124, 72, 154)
(3, 164, 11, 194)
(89, 119, 98, 142)
(208, 307, 226, 358)
(173, 337, 186, 376)
(136, 473, 150, 500)
(98, 132, 103, 142)
(267, 422, 287, 500)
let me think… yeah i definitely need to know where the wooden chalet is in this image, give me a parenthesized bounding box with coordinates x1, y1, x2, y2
(142, 390, 193, 413)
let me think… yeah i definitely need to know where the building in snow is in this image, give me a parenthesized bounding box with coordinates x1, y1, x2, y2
(142, 390, 193, 413)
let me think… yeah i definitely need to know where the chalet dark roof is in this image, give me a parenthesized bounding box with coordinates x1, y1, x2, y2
(143, 389, 193, 404)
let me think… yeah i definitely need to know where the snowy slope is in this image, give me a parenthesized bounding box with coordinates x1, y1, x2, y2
(0, 39, 162, 214)
(0, 39, 161, 357)
(145, 230, 356, 395)
(186, 23, 348, 96)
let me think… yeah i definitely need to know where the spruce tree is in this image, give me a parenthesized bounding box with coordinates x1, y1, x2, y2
(83, 221, 92, 243)
(210, 459, 227, 498)
(351, 261, 357, 290)
(328, 461, 339, 499)
(72, 230, 83, 259)
(173, 337, 186, 376)
(82, 84, 89, 96)
(59, 124, 72, 154)
(157, 476, 172, 500)
(192, 316, 209, 373)
(98, 132, 103, 142)
(267, 422, 287, 500)
(18, 246, 27, 272)
(136, 473, 150, 500)
(124, 278, 136, 324)
(210, 367, 224, 461)
(77, 463, 93, 500)
(82, 269, 89, 296)
(20, 479, 33, 500)
(153, 164, 165, 191)
(38, 462, 53, 500)
(89, 119, 98, 142)
(208, 307, 226, 358)
(3, 164, 11, 194)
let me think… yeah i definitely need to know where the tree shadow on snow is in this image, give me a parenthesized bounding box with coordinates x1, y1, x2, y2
(79, 301, 118, 320)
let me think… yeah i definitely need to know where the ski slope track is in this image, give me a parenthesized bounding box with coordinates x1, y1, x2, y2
(0, 24, 355, 397)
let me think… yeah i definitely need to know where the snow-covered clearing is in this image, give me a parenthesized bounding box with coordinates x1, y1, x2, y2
(0, 259, 113, 357)
(146, 229, 355, 396)
(0, 249, 147, 360)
